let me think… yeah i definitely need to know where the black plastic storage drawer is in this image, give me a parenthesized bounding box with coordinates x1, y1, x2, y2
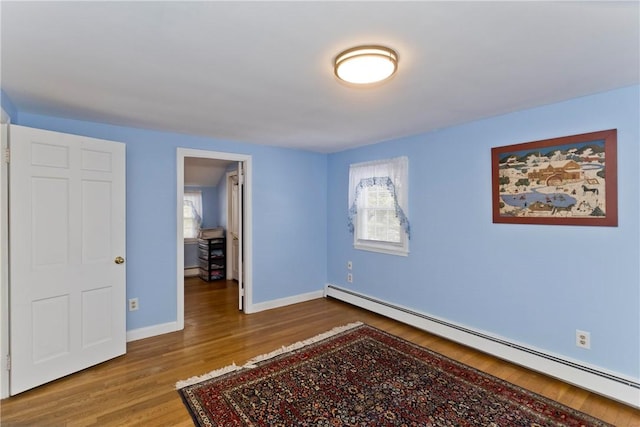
(197, 236, 226, 281)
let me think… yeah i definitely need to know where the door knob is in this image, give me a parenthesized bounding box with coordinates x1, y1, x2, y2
(114, 256, 125, 264)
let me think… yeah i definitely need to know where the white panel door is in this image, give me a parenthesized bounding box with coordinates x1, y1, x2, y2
(9, 125, 126, 395)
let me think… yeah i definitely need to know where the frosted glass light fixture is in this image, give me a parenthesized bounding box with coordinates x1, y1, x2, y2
(334, 45, 398, 85)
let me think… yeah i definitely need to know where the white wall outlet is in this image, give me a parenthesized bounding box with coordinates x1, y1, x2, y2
(347, 261, 353, 270)
(128, 298, 139, 311)
(347, 273, 353, 283)
(576, 329, 590, 349)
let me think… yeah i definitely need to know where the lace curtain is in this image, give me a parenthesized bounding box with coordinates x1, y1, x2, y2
(184, 191, 202, 239)
(348, 156, 410, 238)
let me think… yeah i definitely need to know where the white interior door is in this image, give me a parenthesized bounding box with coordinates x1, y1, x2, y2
(230, 173, 239, 281)
(237, 161, 244, 311)
(9, 125, 126, 395)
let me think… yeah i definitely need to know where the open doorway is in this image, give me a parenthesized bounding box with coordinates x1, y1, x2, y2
(176, 148, 252, 330)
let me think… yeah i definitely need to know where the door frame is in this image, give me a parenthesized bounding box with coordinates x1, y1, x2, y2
(0, 112, 10, 398)
(176, 148, 253, 329)
(226, 170, 238, 281)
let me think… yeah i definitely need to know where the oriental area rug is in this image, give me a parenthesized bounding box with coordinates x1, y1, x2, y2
(177, 322, 611, 427)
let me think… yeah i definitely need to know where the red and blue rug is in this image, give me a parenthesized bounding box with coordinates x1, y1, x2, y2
(177, 322, 611, 426)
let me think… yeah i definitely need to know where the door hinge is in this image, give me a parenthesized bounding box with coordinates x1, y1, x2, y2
(6, 354, 10, 371)
(3, 148, 9, 164)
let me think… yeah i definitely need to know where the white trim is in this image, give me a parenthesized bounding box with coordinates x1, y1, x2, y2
(177, 148, 254, 325)
(126, 321, 179, 342)
(354, 240, 409, 256)
(246, 290, 324, 314)
(324, 284, 640, 408)
(0, 120, 9, 398)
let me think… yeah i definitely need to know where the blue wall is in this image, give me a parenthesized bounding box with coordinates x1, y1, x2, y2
(14, 112, 328, 330)
(326, 85, 639, 379)
(1, 90, 17, 120)
(184, 243, 199, 269)
(8, 85, 638, 380)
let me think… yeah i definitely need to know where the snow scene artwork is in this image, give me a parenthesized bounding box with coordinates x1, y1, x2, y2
(491, 130, 617, 227)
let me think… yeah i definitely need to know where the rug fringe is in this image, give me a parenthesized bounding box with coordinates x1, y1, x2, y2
(175, 363, 241, 389)
(243, 321, 363, 367)
(175, 321, 363, 389)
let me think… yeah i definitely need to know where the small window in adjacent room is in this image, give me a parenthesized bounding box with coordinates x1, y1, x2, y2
(348, 156, 410, 256)
(183, 190, 202, 241)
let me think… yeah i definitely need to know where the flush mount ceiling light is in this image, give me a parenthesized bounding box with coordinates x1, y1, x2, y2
(334, 45, 398, 85)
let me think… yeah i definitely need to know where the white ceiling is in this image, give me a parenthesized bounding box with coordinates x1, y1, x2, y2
(1, 1, 638, 153)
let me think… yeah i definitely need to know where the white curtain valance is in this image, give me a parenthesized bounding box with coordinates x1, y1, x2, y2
(184, 191, 202, 238)
(347, 156, 410, 238)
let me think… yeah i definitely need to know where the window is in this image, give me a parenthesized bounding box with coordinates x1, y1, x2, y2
(183, 191, 202, 240)
(348, 157, 410, 256)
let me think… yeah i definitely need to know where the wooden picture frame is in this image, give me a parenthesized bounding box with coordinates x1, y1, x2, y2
(491, 129, 617, 226)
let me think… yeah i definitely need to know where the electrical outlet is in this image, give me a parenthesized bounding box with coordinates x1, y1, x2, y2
(576, 330, 590, 349)
(347, 273, 353, 283)
(347, 261, 353, 270)
(128, 298, 139, 311)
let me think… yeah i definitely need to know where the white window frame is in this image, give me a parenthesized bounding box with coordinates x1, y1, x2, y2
(349, 157, 409, 256)
(183, 190, 202, 242)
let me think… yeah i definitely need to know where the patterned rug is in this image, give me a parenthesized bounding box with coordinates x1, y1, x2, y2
(177, 322, 611, 426)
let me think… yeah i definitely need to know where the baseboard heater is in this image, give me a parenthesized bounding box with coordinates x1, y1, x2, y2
(325, 284, 640, 408)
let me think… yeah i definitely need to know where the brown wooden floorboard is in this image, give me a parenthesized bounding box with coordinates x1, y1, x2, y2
(1, 277, 638, 426)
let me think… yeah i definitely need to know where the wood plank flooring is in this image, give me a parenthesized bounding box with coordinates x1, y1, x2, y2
(1, 277, 639, 426)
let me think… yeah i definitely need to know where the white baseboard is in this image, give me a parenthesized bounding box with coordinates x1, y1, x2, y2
(126, 321, 181, 342)
(246, 290, 324, 314)
(325, 284, 640, 408)
(184, 267, 199, 277)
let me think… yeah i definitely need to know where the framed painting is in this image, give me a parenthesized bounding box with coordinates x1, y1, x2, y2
(491, 129, 617, 226)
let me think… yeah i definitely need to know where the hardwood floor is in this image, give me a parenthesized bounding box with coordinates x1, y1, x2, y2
(1, 277, 639, 426)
